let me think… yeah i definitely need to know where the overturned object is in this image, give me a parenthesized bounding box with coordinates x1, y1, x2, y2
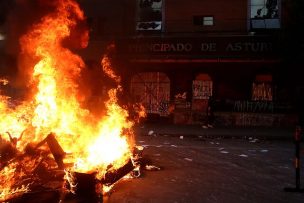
(35, 133, 66, 169)
(101, 146, 145, 186)
(101, 158, 135, 186)
(62, 170, 102, 202)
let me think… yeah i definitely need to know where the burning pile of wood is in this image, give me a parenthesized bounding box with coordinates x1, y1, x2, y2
(0, 132, 152, 202)
(0, 1, 153, 202)
(61, 145, 145, 202)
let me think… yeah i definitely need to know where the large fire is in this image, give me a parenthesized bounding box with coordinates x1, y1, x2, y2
(0, 0, 145, 200)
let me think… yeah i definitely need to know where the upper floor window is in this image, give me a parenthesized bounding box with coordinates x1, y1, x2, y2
(203, 16, 214, 26)
(193, 16, 214, 26)
(250, 0, 280, 29)
(136, 0, 162, 31)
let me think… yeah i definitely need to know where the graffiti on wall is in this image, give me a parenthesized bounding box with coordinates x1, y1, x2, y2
(131, 72, 170, 116)
(236, 113, 275, 127)
(252, 82, 273, 101)
(159, 100, 170, 116)
(192, 80, 212, 99)
(234, 100, 274, 113)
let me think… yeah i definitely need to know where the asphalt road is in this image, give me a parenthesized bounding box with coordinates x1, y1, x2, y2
(104, 134, 304, 203)
(9, 132, 304, 203)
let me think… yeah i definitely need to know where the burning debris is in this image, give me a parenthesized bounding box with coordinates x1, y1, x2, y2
(64, 144, 150, 201)
(1, 129, 153, 202)
(63, 171, 102, 202)
(0, 0, 151, 202)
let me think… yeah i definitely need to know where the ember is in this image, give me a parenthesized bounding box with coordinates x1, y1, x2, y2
(0, 0, 146, 201)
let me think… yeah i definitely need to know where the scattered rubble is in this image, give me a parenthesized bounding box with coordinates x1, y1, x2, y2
(0, 133, 161, 202)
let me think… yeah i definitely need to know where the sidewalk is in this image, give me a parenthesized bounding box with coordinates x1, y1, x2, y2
(134, 122, 295, 140)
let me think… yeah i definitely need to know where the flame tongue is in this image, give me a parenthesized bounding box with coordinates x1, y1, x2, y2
(20, 0, 134, 172)
(20, 0, 87, 139)
(73, 55, 134, 176)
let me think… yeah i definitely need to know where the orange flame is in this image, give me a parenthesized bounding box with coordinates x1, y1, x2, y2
(0, 0, 145, 198)
(0, 162, 30, 201)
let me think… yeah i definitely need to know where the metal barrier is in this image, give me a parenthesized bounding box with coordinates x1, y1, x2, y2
(284, 125, 304, 192)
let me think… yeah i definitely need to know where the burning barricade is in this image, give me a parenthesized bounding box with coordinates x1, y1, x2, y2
(0, 0, 154, 202)
(0, 130, 146, 202)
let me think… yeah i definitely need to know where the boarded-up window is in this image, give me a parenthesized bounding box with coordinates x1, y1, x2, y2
(131, 72, 170, 116)
(252, 74, 273, 101)
(192, 74, 213, 99)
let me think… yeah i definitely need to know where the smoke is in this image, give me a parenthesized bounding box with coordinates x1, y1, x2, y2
(0, 0, 57, 96)
(0, 0, 15, 81)
(1, 0, 116, 117)
(3, 0, 90, 99)
(5, 0, 57, 55)
(0, 0, 13, 25)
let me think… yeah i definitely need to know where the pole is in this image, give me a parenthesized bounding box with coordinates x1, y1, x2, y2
(284, 125, 304, 192)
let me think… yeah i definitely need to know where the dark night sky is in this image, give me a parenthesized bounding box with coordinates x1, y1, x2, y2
(0, 0, 86, 98)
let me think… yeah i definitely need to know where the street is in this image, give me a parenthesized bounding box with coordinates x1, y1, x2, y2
(1, 0, 304, 203)
(9, 128, 304, 203)
(104, 134, 304, 203)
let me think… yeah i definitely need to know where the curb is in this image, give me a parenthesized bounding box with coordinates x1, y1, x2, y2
(135, 124, 294, 140)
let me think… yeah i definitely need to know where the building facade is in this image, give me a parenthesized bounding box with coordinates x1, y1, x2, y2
(81, 0, 301, 127)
